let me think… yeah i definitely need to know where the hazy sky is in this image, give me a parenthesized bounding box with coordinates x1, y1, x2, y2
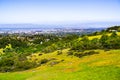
(0, 0, 120, 24)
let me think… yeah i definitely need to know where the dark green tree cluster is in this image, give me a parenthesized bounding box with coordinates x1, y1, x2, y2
(42, 34, 79, 53)
(0, 37, 28, 49)
(106, 26, 120, 32)
(0, 49, 37, 72)
(71, 32, 120, 51)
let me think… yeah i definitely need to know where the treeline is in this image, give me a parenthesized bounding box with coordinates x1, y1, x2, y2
(86, 26, 120, 36)
(0, 34, 79, 72)
(0, 45, 38, 72)
(106, 26, 120, 32)
(71, 31, 120, 51)
(42, 34, 79, 53)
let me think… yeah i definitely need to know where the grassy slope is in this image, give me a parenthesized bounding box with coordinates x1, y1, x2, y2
(0, 49, 120, 80)
(78, 32, 120, 40)
(0, 33, 120, 80)
(88, 32, 120, 40)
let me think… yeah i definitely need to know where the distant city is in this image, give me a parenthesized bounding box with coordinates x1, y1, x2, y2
(0, 24, 107, 35)
(0, 22, 120, 35)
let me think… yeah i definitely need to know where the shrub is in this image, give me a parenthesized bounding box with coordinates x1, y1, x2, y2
(15, 61, 36, 70)
(67, 51, 73, 55)
(40, 58, 48, 64)
(74, 51, 99, 58)
(38, 53, 42, 56)
(49, 61, 60, 67)
(57, 50, 62, 55)
(0, 66, 12, 72)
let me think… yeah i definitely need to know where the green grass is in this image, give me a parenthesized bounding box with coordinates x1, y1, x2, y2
(0, 49, 120, 80)
(78, 32, 120, 40)
(88, 32, 120, 40)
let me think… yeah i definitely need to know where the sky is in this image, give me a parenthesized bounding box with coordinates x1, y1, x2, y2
(0, 0, 120, 24)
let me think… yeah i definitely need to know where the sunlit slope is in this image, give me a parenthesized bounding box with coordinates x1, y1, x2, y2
(78, 32, 120, 41)
(0, 49, 120, 80)
(89, 32, 120, 40)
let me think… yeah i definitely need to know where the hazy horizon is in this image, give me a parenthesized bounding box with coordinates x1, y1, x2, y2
(0, 21, 120, 29)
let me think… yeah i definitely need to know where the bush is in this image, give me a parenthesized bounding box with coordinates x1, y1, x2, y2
(83, 51, 99, 56)
(0, 51, 37, 72)
(67, 51, 74, 55)
(15, 61, 36, 70)
(40, 58, 48, 64)
(0, 66, 12, 72)
(38, 53, 42, 56)
(57, 50, 62, 55)
(74, 51, 99, 58)
(49, 61, 60, 67)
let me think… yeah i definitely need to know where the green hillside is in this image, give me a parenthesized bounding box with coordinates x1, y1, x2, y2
(0, 26, 120, 80)
(0, 49, 120, 80)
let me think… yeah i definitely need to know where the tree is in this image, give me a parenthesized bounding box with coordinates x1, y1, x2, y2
(110, 31, 117, 38)
(81, 36, 91, 50)
(90, 38, 101, 49)
(99, 34, 109, 49)
(108, 32, 120, 49)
